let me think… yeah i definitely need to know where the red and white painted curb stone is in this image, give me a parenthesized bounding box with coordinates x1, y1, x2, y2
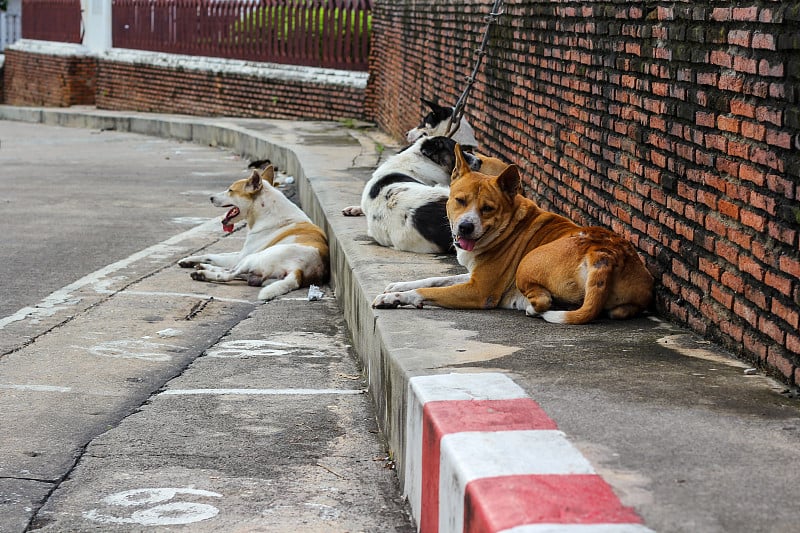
(404, 373, 654, 533)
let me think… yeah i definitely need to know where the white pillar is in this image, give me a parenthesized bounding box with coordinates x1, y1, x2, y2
(81, 0, 112, 52)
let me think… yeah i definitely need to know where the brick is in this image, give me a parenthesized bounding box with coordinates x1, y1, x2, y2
(765, 130, 792, 149)
(760, 315, 787, 344)
(728, 29, 751, 47)
(733, 6, 758, 22)
(711, 283, 734, 309)
(742, 333, 768, 363)
(739, 163, 766, 186)
(733, 55, 758, 74)
(717, 115, 740, 133)
(752, 32, 777, 50)
(739, 255, 766, 282)
(759, 59, 785, 77)
(741, 121, 766, 141)
(710, 50, 733, 68)
(766, 173, 795, 198)
(750, 147, 783, 172)
(772, 298, 800, 329)
(779, 255, 800, 279)
(720, 317, 744, 341)
(716, 240, 739, 264)
(734, 297, 759, 327)
(729, 99, 756, 118)
(711, 7, 732, 21)
(766, 351, 794, 381)
(740, 208, 766, 232)
(790, 334, 800, 358)
(765, 213, 795, 243)
(756, 105, 782, 126)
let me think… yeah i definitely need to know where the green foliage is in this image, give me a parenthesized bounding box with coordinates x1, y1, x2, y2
(231, 4, 372, 42)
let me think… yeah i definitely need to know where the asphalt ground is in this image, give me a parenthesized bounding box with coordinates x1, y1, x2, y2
(1, 107, 799, 533)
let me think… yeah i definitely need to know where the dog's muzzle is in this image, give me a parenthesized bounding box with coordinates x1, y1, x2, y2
(454, 221, 478, 251)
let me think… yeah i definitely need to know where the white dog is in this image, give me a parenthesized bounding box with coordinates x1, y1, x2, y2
(179, 166, 329, 300)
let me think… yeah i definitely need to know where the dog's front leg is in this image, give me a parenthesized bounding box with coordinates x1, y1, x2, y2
(383, 273, 470, 293)
(372, 279, 499, 310)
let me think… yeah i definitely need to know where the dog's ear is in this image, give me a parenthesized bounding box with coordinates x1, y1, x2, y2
(451, 143, 469, 183)
(421, 98, 438, 110)
(245, 170, 264, 193)
(259, 165, 276, 186)
(495, 164, 521, 199)
(422, 98, 452, 121)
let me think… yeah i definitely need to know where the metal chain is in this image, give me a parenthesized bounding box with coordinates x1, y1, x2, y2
(446, 0, 505, 139)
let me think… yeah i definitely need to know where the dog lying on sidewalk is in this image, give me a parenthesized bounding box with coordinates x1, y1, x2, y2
(372, 145, 654, 324)
(179, 166, 329, 300)
(342, 136, 506, 254)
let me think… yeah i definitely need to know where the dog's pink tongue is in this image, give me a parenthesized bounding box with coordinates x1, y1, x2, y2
(221, 206, 239, 233)
(458, 237, 476, 251)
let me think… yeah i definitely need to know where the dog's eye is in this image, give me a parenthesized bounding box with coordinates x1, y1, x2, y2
(454, 197, 467, 207)
(481, 204, 495, 214)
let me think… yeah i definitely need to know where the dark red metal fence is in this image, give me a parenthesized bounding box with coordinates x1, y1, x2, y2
(112, 0, 372, 70)
(21, 0, 82, 44)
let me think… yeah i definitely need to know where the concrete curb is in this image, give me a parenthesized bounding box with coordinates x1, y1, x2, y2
(0, 106, 650, 532)
(405, 373, 653, 533)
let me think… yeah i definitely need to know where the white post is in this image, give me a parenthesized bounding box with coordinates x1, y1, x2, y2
(81, 0, 112, 53)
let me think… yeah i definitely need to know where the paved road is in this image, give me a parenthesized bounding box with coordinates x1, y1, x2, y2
(0, 121, 413, 532)
(0, 121, 241, 318)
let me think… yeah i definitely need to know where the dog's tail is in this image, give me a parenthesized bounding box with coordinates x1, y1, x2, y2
(541, 256, 613, 325)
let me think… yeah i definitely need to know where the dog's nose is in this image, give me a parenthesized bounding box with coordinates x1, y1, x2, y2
(458, 221, 475, 236)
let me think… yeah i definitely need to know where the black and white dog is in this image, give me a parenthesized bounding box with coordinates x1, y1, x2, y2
(342, 136, 505, 254)
(406, 99, 479, 150)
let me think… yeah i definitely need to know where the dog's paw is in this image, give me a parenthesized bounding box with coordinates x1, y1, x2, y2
(372, 291, 423, 309)
(190, 271, 207, 281)
(372, 293, 402, 308)
(342, 205, 364, 216)
(383, 281, 412, 293)
(524, 303, 541, 317)
(178, 257, 200, 268)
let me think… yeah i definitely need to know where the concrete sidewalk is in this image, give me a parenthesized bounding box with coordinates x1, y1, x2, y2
(2, 105, 799, 533)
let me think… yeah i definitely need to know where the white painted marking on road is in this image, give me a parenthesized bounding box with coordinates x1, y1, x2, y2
(78, 339, 187, 362)
(204, 333, 349, 359)
(161, 388, 366, 396)
(0, 384, 72, 393)
(83, 488, 221, 526)
(104, 488, 222, 507)
(0, 219, 224, 329)
(206, 340, 291, 358)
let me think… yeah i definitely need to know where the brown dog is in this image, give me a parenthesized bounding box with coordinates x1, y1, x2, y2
(372, 145, 654, 324)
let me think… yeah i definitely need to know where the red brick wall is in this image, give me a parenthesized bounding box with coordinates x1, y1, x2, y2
(96, 60, 366, 120)
(3, 49, 96, 106)
(2, 51, 365, 120)
(366, 0, 800, 385)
